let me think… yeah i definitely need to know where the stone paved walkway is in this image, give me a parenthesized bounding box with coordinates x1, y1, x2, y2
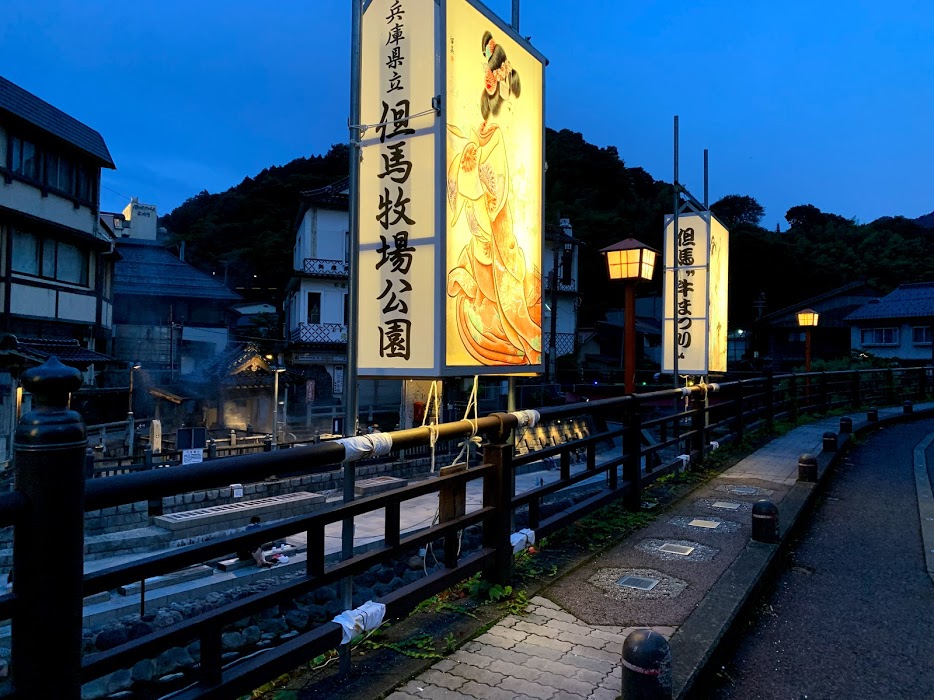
(388, 404, 934, 699)
(387, 596, 673, 700)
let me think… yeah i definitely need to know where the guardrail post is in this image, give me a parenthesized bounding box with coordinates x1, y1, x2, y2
(623, 403, 643, 511)
(764, 370, 775, 432)
(439, 463, 468, 569)
(143, 447, 153, 470)
(84, 446, 95, 480)
(13, 357, 86, 699)
(207, 438, 217, 460)
(126, 411, 136, 458)
(886, 368, 896, 404)
(789, 375, 798, 423)
(734, 382, 745, 444)
(819, 372, 829, 413)
(483, 416, 515, 586)
(850, 371, 860, 409)
(229, 429, 237, 447)
(690, 390, 706, 458)
(263, 435, 273, 452)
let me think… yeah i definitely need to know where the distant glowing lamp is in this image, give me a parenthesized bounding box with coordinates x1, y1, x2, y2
(796, 308, 819, 372)
(600, 238, 658, 394)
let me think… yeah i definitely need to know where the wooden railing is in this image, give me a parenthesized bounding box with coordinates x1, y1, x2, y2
(1, 361, 928, 698)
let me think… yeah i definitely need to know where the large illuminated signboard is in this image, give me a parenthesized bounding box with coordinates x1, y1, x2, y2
(661, 213, 729, 375)
(358, 0, 545, 377)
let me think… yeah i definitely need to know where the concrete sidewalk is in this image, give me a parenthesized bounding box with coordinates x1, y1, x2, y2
(388, 403, 934, 700)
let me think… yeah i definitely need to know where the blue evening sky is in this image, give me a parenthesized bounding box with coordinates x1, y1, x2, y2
(1, 0, 931, 227)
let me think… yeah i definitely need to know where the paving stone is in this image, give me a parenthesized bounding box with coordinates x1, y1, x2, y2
(529, 596, 560, 609)
(587, 628, 628, 646)
(559, 652, 617, 674)
(521, 633, 574, 653)
(556, 630, 606, 649)
(468, 644, 535, 667)
(432, 658, 458, 673)
(569, 644, 620, 664)
(499, 675, 557, 699)
(513, 620, 557, 638)
(533, 670, 597, 697)
(459, 680, 536, 700)
(420, 669, 467, 691)
(543, 618, 600, 637)
(448, 650, 494, 668)
(385, 692, 420, 700)
(446, 663, 506, 687)
(512, 641, 565, 661)
(533, 606, 580, 624)
(487, 658, 542, 682)
(589, 687, 620, 700)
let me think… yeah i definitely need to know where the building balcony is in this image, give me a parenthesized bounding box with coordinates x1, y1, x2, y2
(291, 323, 348, 345)
(301, 258, 349, 278)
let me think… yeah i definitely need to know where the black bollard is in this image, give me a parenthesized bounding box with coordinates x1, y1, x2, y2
(751, 499, 780, 544)
(867, 407, 878, 423)
(208, 438, 217, 460)
(13, 357, 86, 699)
(839, 416, 853, 434)
(798, 453, 818, 482)
(822, 432, 838, 452)
(263, 435, 273, 452)
(904, 400, 914, 414)
(621, 629, 672, 699)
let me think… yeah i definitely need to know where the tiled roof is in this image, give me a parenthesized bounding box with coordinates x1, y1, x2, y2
(300, 178, 349, 210)
(845, 282, 934, 321)
(114, 239, 241, 301)
(0, 76, 115, 167)
(17, 337, 113, 364)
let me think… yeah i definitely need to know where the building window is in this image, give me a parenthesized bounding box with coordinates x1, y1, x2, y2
(45, 152, 75, 194)
(860, 327, 898, 346)
(788, 331, 806, 343)
(11, 136, 38, 180)
(912, 326, 932, 345)
(11, 229, 89, 286)
(307, 292, 321, 325)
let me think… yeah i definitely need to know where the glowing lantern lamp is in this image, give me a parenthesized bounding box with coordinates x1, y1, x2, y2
(600, 238, 658, 394)
(796, 308, 819, 371)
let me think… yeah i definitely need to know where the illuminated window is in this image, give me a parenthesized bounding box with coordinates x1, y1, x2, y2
(912, 326, 932, 345)
(860, 328, 898, 346)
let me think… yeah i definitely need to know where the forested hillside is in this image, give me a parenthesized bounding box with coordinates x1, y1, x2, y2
(159, 128, 934, 328)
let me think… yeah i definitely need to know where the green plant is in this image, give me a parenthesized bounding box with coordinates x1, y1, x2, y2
(362, 633, 444, 661)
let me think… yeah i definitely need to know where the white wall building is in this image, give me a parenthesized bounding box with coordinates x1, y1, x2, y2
(284, 179, 400, 428)
(541, 219, 580, 377)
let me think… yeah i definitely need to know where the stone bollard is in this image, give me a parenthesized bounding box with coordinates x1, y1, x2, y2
(839, 416, 853, 434)
(84, 447, 95, 480)
(751, 499, 780, 544)
(867, 407, 878, 423)
(822, 432, 838, 452)
(621, 629, 672, 700)
(207, 439, 217, 460)
(798, 454, 818, 482)
(263, 435, 273, 452)
(904, 400, 914, 414)
(13, 357, 86, 699)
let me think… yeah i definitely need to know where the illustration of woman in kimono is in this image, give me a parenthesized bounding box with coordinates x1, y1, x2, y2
(447, 31, 542, 366)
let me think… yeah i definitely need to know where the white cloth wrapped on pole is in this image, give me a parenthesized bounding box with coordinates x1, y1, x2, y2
(676, 454, 691, 470)
(331, 601, 387, 644)
(510, 528, 536, 554)
(710, 440, 720, 450)
(336, 433, 393, 462)
(511, 410, 541, 429)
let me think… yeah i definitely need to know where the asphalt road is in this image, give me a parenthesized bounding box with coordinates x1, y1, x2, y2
(707, 421, 934, 700)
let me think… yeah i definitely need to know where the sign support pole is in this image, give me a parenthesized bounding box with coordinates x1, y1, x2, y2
(340, 0, 363, 677)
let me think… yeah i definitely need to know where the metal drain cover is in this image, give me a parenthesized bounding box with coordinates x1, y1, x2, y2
(689, 519, 720, 529)
(712, 501, 741, 510)
(617, 575, 659, 591)
(731, 487, 758, 496)
(659, 543, 695, 556)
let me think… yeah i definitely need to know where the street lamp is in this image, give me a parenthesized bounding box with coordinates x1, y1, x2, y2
(796, 308, 819, 372)
(128, 361, 141, 413)
(272, 365, 286, 445)
(600, 238, 658, 394)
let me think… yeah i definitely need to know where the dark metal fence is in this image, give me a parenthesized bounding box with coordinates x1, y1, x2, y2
(2, 359, 928, 698)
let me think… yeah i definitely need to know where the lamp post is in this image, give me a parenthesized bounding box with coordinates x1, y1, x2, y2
(128, 361, 141, 413)
(272, 366, 286, 445)
(796, 308, 819, 372)
(600, 238, 658, 394)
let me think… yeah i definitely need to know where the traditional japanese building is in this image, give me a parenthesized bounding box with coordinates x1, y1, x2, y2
(0, 75, 118, 464)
